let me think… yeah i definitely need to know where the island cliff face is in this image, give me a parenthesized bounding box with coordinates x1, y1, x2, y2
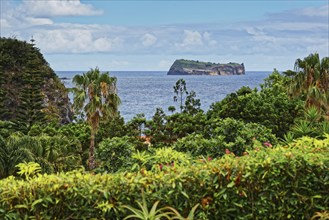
(167, 59, 245, 75)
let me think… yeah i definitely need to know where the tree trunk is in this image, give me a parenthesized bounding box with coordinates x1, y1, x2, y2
(88, 128, 96, 170)
(180, 91, 183, 113)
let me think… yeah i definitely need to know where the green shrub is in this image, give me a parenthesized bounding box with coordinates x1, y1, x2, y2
(131, 147, 191, 172)
(207, 70, 303, 138)
(0, 133, 82, 178)
(147, 147, 191, 169)
(173, 133, 224, 158)
(0, 135, 328, 219)
(96, 136, 136, 173)
(204, 118, 277, 155)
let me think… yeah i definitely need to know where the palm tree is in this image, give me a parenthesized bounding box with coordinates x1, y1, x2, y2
(286, 53, 329, 114)
(71, 68, 121, 170)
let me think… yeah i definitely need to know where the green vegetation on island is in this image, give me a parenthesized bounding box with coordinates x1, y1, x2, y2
(0, 37, 329, 219)
(167, 59, 245, 75)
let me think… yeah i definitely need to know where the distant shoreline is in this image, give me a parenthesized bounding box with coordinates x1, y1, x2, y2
(56, 70, 272, 73)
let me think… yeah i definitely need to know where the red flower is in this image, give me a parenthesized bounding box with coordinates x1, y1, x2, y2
(263, 142, 272, 148)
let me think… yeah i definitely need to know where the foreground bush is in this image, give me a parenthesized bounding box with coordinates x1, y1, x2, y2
(204, 117, 278, 155)
(0, 136, 328, 219)
(96, 136, 136, 173)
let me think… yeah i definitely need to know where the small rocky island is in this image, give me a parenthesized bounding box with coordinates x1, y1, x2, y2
(167, 59, 245, 75)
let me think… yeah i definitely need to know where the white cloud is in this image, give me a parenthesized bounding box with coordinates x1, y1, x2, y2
(25, 17, 54, 26)
(244, 27, 277, 43)
(1, 11, 54, 29)
(203, 32, 217, 46)
(94, 37, 113, 52)
(141, 33, 157, 47)
(300, 5, 329, 17)
(203, 32, 211, 40)
(21, 0, 103, 17)
(245, 27, 265, 36)
(0, 18, 10, 28)
(0, 0, 101, 31)
(1, 1, 327, 70)
(175, 30, 218, 49)
(32, 28, 123, 54)
(180, 30, 203, 47)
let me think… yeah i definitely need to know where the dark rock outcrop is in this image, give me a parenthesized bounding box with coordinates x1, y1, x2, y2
(167, 59, 245, 75)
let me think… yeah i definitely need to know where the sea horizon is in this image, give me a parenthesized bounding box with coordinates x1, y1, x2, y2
(57, 71, 272, 121)
(56, 70, 275, 80)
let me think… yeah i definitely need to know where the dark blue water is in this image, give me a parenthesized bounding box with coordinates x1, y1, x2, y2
(57, 71, 271, 121)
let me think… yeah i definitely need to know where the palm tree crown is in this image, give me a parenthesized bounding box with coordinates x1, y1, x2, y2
(285, 53, 329, 113)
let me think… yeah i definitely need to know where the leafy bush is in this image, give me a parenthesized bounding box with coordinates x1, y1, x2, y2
(96, 136, 136, 172)
(204, 118, 277, 155)
(58, 122, 90, 150)
(15, 162, 41, 180)
(165, 112, 206, 141)
(58, 122, 91, 167)
(131, 147, 191, 172)
(0, 121, 16, 138)
(208, 70, 303, 138)
(173, 133, 224, 158)
(1, 135, 328, 219)
(145, 108, 206, 147)
(290, 107, 329, 139)
(147, 147, 191, 168)
(0, 133, 82, 178)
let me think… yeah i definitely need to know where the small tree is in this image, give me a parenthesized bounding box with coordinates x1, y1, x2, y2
(173, 79, 201, 115)
(173, 79, 188, 112)
(168, 106, 176, 113)
(146, 108, 167, 146)
(15, 44, 46, 133)
(126, 113, 146, 137)
(183, 90, 202, 115)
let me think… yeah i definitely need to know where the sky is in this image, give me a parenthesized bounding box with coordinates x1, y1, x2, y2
(1, 0, 328, 71)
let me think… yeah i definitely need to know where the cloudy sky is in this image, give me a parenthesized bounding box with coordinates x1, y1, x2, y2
(1, 0, 328, 71)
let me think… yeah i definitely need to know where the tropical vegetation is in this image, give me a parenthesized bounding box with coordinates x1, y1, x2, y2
(0, 38, 328, 219)
(71, 67, 121, 169)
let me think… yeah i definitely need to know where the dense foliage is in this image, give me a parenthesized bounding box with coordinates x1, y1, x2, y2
(0, 37, 72, 127)
(0, 132, 82, 178)
(285, 53, 329, 114)
(96, 136, 136, 173)
(208, 70, 303, 138)
(0, 136, 328, 219)
(1, 37, 329, 219)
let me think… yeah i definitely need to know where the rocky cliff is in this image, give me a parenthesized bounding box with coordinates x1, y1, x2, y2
(167, 59, 245, 75)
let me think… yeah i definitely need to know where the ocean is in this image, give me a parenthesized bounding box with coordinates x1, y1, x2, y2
(56, 71, 272, 121)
